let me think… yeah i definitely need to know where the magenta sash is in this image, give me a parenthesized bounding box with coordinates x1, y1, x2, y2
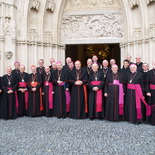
(150, 84, 155, 90)
(8, 87, 19, 113)
(65, 91, 71, 112)
(112, 80, 124, 115)
(44, 82, 53, 109)
(18, 82, 29, 110)
(127, 84, 151, 119)
(58, 82, 65, 86)
(91, 81, 102, 112)
(58, 82, 70, 112)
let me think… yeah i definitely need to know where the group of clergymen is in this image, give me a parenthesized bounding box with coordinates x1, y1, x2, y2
(0, 54, 155, 125)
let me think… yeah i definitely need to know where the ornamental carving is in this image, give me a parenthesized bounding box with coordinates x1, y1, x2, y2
(147, 0, 155, 5)
(30, 0, 40, 11)
(129, 0, 139, 9)
(134, 28, 142, 40)
(61, 14, 124, 43)
(149, 24, 155, 38)
(46, 0, 56, 12)
(44, 31, 53, 43)
(65, 0, 119, 10)
(29, 29, 38, 42)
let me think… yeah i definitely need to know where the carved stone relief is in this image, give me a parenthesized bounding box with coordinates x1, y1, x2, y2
(44, 31, 53, 44)
(30, 0, 40, 11)
(149, 24, 155, 38)
(129, 0, 139, 9)
(46, 0, 56, 12)
(147, 0, 155, 5)
(29, 29, 38, 42)
(65, 0, 119, 10)
(134, 28, 142, 40)
(61, 14, 124, 43)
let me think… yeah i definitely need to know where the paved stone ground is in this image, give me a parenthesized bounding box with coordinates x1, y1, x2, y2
(0, 117, 155, 155)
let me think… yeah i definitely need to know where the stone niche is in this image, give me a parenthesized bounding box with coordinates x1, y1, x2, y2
(61, 0, 124, 44)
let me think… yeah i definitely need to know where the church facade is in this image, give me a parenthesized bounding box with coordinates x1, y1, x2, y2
(0, 0, 155, 74)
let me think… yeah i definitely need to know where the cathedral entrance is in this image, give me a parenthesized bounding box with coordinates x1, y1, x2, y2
(65, 44, 121, 67)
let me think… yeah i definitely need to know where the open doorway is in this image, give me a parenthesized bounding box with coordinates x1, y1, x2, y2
(65, 44, 121, 67)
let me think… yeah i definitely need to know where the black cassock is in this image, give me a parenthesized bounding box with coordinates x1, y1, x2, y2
(52, 68, 69, 117)
(119, 67, 130, 76)
(0, 77, 3, 118)
(88, 70, 104, 119)
(42, 73, 53, 117)
(125, 71, 145, 123)
(1, 74, 18, 119)
(69, 68, 88, 119)
(27, 73, 43, 116)
(12, 69, 20, 77)
(146, 69, 155, 125)
(83, 66, 92, 76)
(104, 72, 126, 121)
(17, 72, 29, 116)
(136, 62, 143, 73)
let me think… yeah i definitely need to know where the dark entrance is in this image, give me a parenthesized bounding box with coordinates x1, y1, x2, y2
(65, 44, 121, 67)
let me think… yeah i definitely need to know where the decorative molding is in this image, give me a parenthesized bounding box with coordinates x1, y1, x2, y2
(129, 0, 139, 9)
(44, 31, 53, 44)
(134, 28, 142, 40)
(147, 0, 155, 5)
(149, 24, 155, 38)
(5, 51, 13, 59)
(65, 0, 119, 11)
(30, 0, 40, 11)
(46, 0, 56, 13)
(29, 29, 38, 42)
(61, 14, 124, 44)
(3, 17, 15, 37)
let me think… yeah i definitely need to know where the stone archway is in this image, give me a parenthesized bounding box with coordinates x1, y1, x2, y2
(59, 0, 125, 66)
(61, 0, 124, 45)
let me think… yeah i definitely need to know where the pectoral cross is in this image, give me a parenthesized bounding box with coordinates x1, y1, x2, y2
(95, 77, 98, 81)
(8, 81, 11, 85)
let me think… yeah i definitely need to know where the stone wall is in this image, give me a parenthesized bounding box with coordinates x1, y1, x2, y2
(0, 0, 155, 74)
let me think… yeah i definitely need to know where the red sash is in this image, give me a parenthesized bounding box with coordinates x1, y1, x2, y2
(83, 85, 88, 113)
(30, 82, 43, 111)
(91, 81, 102, 112)
(58, 82, 71, 112)
(127, 84, 151, 119)
(75, 80, 88, 113)
(44, 82, 53, 109)
(8, 87, 19, 113)
(18, 82, 28, 110)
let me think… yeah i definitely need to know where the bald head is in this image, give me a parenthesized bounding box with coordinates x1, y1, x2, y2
(92, 63, 99, 72)
(45, 66, 50, 73)
(111, 64, 118, 73)
(126, 54, 132, 61)
(20, 65, 26, 73)
(130, 64, 137, 73)
(6, 66, 12, 75)
(102, 60, 109, 68)
(75, 61, 81, 70)
(110, 59, 116, 66)
(87, 58, 92, 67)
(135, 55, 141, 64)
